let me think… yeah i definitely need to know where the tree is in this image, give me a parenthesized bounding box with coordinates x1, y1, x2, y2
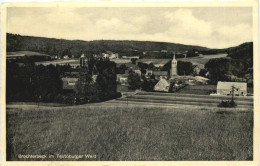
(148, 63, 155, 70)
(137, 62, 148, 75)
(177, 61, 193, 76)
(116, 64, 127, 74)
(128, 70, 141, 90)
(199, 68, 208, 77)
(186, 49, 198, 57)
(131, 58, 137, 64)
(6, 61, 62, 102)
(141, 77, 158, 91)
(205, 58, 231, 84)
(96, 67, 117, 101)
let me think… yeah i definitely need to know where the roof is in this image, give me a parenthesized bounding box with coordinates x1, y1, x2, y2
(117, 74, 128, 78)
(125, 63, 140, 69)
(62, 77, 79, 82)
(194, 76, 209, 81)
(152, 71, 168, 76)
(217, 81, 247, 91)
(136, 59, 171, 66)
(63, 72, 80, 78)
(154, 78, 170, 91)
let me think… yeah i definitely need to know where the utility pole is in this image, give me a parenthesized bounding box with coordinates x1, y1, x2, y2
(231, 85, 236, 103)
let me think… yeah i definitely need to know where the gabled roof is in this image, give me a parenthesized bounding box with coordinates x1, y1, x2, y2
(154, 78, 170, 91)
(217, 81, 247, 91)
(152, 71, 168, 76)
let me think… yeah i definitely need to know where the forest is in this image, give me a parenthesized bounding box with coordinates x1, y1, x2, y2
(7, 33, 209, 59)
(204, 42, 253, 85)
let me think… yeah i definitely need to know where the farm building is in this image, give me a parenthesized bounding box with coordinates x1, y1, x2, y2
(153, 78, 171, 92)
(217, 81, 247, 96)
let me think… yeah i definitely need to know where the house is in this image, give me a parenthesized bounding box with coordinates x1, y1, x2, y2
(194, 76, 209, 84)
(63, 72, 80, 78)
(127, 64, 141, 75)
(117, 74, 128, 85)
(136, 59, 171, 69)
(152, 71, 168, 79)
(63, 55, 69, 59)
(153, 78, 171, 92)
(161, 50, 167, 53)
(62, 77, 79, 90)
(102, 53, 109, 58)
(110, 53, 119, 59)
(154, 63, 167, 68)
(193, 65, 201, 75)
(127, 56, 139, 59)
(146, 70, 153, 76)
(217, 81, 247, 96)
(92, 75, 98, 83)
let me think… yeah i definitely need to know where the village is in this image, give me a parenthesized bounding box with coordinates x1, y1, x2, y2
(4, 5, 255, 162)
(6, 48, 253, 109)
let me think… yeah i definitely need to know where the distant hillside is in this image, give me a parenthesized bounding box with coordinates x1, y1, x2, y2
(227, 42, 253, 67)
(7, 33, 209, 58)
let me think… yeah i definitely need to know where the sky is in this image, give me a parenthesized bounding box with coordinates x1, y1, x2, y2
(7, 7, 252, 49)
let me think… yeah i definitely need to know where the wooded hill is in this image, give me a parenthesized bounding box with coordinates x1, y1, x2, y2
(227, 42, 253, 68)
(7, 33, 209, 58)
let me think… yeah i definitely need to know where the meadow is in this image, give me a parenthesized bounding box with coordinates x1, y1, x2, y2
(6, 104, 253, 161)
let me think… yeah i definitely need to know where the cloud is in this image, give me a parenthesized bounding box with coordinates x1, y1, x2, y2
(7, 7, 252, 48)
(164, 9, 213, 40)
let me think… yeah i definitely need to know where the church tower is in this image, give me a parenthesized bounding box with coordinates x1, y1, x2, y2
(80, 53, 86, 68)
(171, 52, 178, 77)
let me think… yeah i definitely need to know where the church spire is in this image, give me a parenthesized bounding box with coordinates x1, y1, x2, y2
(171, 51, 178, 77)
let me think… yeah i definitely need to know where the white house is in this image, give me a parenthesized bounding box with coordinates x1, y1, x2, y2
(217, 81, 247, 96)
(153, 78, 171, 92)
(62, 77, 79, 90)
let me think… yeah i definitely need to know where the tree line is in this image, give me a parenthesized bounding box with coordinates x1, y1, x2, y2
(6, 58, 120, 104)
(7, 33, 209, 58)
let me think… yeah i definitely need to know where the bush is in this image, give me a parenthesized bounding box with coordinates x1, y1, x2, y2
(218, 100, 237, 108)
(54, 94, 75, 105)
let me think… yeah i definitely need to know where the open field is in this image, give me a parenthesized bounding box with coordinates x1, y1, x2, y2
(176, 85, 254, 96)
(135, 53, 228, 68)
(179, 53, 229, 68)
(7, 102, 253, 161)
(176, 85, 217, 95)
(117, 91, 253, 109)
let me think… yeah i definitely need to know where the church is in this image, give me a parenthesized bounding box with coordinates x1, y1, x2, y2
(153, 52, 178, 92)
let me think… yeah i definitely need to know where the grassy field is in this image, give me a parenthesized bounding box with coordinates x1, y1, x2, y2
(176, 85, 217, 95)
(176, 85, 254, 96)
(6, 104, 253, 161)
(179, 53, 228, 68)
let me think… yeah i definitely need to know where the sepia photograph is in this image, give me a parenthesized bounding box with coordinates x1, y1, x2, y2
(1, 2, 258, 165)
